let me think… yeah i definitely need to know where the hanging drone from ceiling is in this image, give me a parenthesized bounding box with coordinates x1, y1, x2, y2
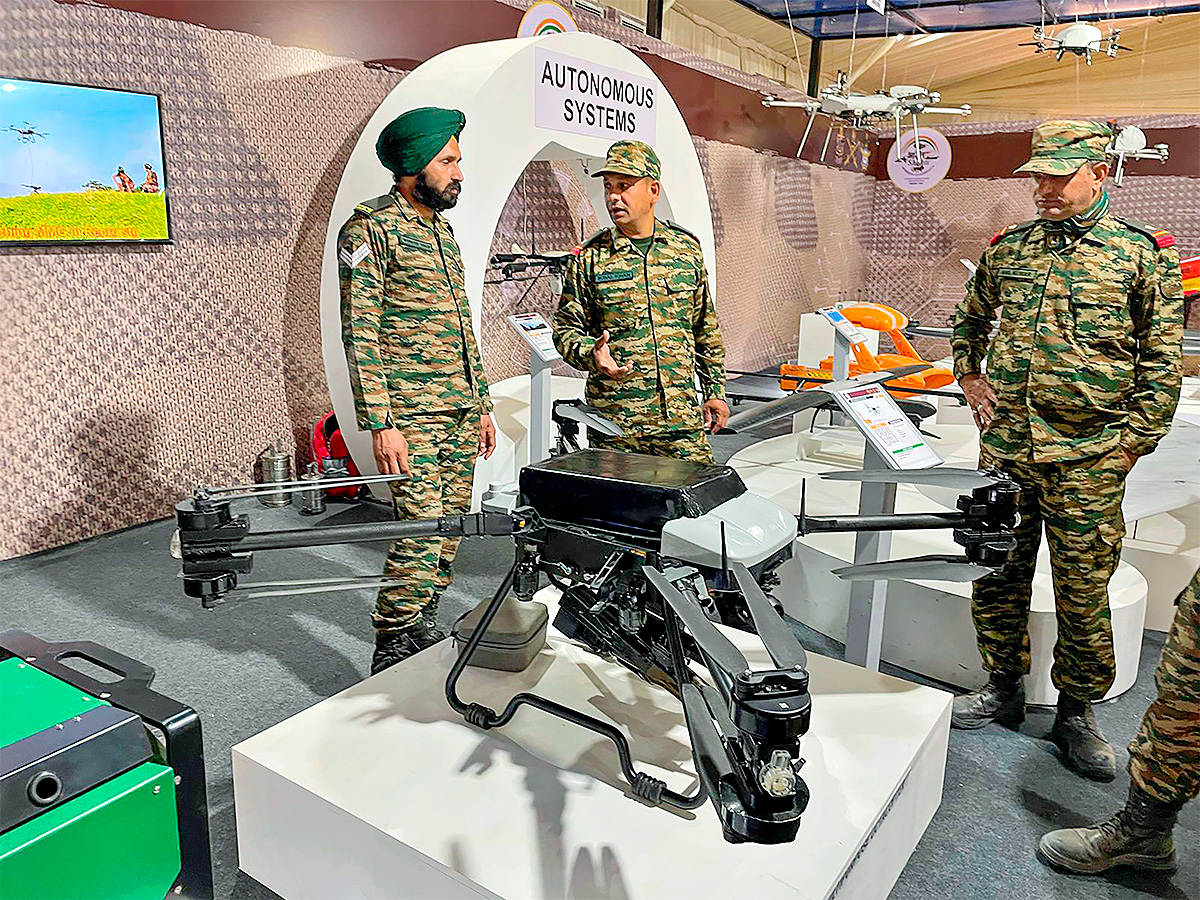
(1019, 22, 1130, 64)
(763, 71, 971, 164)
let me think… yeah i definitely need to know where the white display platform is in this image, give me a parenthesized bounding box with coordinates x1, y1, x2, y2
(730, 426, 1149, 704)
(233, 593, 952, 900)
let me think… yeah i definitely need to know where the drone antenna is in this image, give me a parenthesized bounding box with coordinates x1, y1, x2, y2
(720, 521, 729, 578)
(798, 479, 808, 535)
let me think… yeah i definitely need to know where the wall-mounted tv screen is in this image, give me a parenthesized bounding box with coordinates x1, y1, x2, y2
(1, 77, 170, 245)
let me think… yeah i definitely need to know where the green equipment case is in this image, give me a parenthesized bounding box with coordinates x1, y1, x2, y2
(0, 631, 213, 900)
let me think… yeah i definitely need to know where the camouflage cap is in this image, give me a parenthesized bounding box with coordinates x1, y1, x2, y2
(1013, 120, 1113, 176)
(593, 140, 661, 180)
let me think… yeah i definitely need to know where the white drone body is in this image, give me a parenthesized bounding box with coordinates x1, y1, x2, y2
(763, 72, 970, 163)
(1021, 23, 1129, 64)
(1107, 125, 1170, 186)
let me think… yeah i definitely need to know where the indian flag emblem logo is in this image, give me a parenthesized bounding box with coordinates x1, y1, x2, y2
(518, 1, 579, 38)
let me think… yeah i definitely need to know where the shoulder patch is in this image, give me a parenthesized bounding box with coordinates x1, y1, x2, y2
(353, 193, 396, 215)
(662, 219, 700, 244)
(990, 219, 1037, 246)
(1114, 216, 1172, 249)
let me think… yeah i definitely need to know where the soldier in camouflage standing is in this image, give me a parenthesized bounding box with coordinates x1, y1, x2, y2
(950, 121, 1184, 780)
(552, 140, 727, 462)
(1039, 570, 1199, 874)
(337, 107, 496, 674)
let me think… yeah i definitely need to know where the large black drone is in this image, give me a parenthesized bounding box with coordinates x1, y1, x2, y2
(175, 433, 1018, 844)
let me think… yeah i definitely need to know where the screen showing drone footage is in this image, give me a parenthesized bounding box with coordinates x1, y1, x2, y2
(0, 77, 170, 244)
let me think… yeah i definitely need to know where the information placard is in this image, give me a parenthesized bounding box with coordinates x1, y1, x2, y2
(818, 305, 867, 346)
(832, 383, 941, 469)
(508, 312, 561, 363)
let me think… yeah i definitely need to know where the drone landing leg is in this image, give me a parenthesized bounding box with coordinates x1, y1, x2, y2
(444, 557, 705, 811)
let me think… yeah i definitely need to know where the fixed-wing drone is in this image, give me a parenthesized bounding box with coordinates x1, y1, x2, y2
(174, 401, 1019, 845)
(763, 72, 970, 164)
(1019, 23, 1129, 64)
(726, 364, 961, 436)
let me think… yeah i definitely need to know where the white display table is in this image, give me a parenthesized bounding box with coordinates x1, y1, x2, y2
(730, 426, 1149, 704)
(232, 594, 952, 900)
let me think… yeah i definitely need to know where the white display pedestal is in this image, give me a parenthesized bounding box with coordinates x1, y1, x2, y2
(470, 374, 585, 508)
(730, 426, 1149, 704)
(232, 597, 951, 900)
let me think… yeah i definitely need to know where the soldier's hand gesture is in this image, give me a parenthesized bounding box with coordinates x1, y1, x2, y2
(372, 426, 410, 476)
(960, 373, 997, 431)
(592, 330, 634, 381)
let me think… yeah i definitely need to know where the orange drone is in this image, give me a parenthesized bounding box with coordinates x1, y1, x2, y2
(781, 303, 955, 398)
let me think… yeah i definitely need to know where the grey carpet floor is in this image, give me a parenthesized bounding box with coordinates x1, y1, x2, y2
(1, 431, 1195, 900)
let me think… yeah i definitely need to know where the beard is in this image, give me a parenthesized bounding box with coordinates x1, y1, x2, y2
(414, 170, 461, 211)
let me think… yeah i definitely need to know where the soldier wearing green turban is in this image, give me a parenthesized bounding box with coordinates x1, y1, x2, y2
(950, 120, 1183, 785)
(337, 106, 497, 674)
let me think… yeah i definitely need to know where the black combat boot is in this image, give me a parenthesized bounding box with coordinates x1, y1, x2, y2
(1038, 783, 1182, 873)
(951, 671, 1025, 729)
(1052, 693, 1117, 781)
(370, 618, 447, 675)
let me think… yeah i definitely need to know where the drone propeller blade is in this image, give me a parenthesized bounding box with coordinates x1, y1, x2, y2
(554, 403, 624, 437)
(832, 554, 999, 582)
(724, 389, 832, 433)
(820, 365, 933, 395)
(821, 466, 1006, 490)
(680, 683, 736, 801)
(643, 567, 749, 677)
(731, 564, 808, 671)
(726, 373, 789, 402)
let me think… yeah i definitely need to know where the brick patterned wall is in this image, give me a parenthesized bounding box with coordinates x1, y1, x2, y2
(0, 0, 1194, 558)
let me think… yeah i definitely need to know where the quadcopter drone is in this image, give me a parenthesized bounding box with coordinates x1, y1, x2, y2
(763, 72, 970, 164)
(1019, 22, 1129, 64)
(1106, 124, 1170, 186)
(174, 400, 1018, 845)
(8, 122, 47, 143)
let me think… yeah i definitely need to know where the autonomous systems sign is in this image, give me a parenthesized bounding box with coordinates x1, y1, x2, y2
(535, 47, 656, 144)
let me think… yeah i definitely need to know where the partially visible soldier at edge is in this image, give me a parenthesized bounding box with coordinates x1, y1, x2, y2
(337, 107, 496, 675)
(1039, 571, 1199, 876)
(552, 140, 728, 462)
(949, 120, 1184, 780)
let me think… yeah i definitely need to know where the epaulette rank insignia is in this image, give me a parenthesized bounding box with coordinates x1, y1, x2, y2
(1152, 229, 1176, 249)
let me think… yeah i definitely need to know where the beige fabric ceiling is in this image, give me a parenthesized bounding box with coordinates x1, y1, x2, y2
(601, 1, 1200, 121)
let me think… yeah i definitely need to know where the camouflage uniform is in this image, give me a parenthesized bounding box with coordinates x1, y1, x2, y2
(338, 187, 491, 633)
(552, 142, 725, 462)
(1129, 572, 1200, 806)
(952, 121, 1184, 699)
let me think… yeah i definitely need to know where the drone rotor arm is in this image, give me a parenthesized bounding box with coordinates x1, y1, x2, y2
(680, 683, 738, 807)
(643, 567, 749, 678)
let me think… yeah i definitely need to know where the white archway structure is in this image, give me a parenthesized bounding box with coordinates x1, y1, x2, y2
(320, 32, 715, 499)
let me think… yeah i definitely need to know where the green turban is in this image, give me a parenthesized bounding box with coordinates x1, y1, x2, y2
(375, 107, 466, 177)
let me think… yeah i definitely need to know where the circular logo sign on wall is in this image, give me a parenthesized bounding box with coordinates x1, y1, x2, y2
(518, 1, 578, 37)
(886, 126, 952, 193)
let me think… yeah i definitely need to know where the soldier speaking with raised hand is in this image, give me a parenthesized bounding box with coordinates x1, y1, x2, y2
(552, 140, 728, 462)
(337, 107, 496, 675)
(950, 120, 1184, 780)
